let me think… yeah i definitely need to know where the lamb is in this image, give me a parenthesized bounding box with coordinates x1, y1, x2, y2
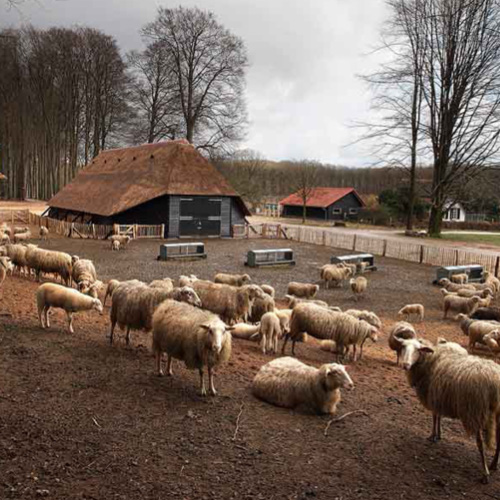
(112, 240, 121, 251)
(398, 304, 425, 322)
(230, 322, 261, 340)
(388, 321, 417, 365)
(275, 308, 293, 335)
(36, 283, 103, 333)
(344, 309, 382, 330)
(214, 272, 251, 287)
(110, 284, 202, 345)
(13, 231, 31, 243)
(259, 311, 282, 354)
(438, 278, 475, 292)
(0, 256, 13, 288)
(285, 295, 328, 309)
(472, 307, 500, 322)
(152, 300, 232, 396)
(350, 276, 367, 300)
(5, 244, 29, 276)
(286, 281, 319, 299)
(321, 264, 352, 288)
(260, 284, 275, 298)
(443, 295, 480, 319)
(39, 226, 49, 240)
(71, 259, 97, 291)
(191, 281, 264, 324)
(399, 338, 500, 483)
(450, 273, 469, 284)
(456, 288, 493, 299)
(149, 278, 174, 292)
(252, 357, 354, 415)
(25, 246, 73, 285)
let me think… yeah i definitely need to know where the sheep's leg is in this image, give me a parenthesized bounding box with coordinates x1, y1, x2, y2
(352, 345, 357, 362)
(208, 366, 217, 396)
(428, 414, 441, 442)
(109, 321, 116, 345)
(67, 312, 74, 334)
(396, 351, 400, 366)
(281, 335, 289, 354)
(45, 307, 50, 328)
(156, 351, 164, 376)
(490, 418, 500, 471)
(199, 368, 207, 397)
(291, 340, 297, 356)
(477, 431, 490, 484)
(125, 327, 131, 346)
(166, 355, 173, 376)
(260, 334, 266, 354)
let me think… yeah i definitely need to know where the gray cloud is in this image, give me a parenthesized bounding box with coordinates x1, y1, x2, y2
(1, 0, 389, 165)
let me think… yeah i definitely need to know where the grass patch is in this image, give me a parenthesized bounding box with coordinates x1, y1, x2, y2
(439, 233, 500, 247)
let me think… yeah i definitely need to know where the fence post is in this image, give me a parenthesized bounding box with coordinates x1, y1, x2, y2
(161, 224, 165, 239)
(113, 223, 119, 235)
(382, 240, 387, 257)
(92, 224, 96, 239)
(70, 223, 74, 238)
(495, 256, 500, 278)
(352, 234, 357, 251)
(322, 230, 326, 246)
(419, 245, 424, 264)
(454, 249, 459, 266)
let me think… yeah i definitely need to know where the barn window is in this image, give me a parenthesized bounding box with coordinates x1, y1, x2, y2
(349, 208, 358, 215)
(332, 208, 342, 214)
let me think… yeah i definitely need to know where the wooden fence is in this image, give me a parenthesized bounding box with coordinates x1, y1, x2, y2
(0, 209, 30, 225)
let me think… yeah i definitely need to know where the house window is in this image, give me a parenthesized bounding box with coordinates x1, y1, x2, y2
(349, 208, 358, 215)
(332, 208, 342, 214)
(450, 208, 461, 220)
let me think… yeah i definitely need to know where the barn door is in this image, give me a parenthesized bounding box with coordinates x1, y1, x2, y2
(179, 197, 221, 237)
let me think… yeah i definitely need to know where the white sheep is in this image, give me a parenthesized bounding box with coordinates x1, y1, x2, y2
(39, 226, 49, 240)
(110, 234, 132, 247)
(450, 273, 469, 284)
(112, 240, 121, 251)
(260, 284, 275, 298)
(388, 321, 417, 365)
(252, 357, 354, 415)
(178, 274, 198, 287)
(350, 276, 367, 300)
(259, 311, 282, 354)
(285, 295, 328, 309)
(398, 304, 425, 322)
(483, 330, 500, 355)
(321, 264, 352, 288)
(149, 278, 174, 292)
(287, 281, 319, 299)
(36, 283, 103, 333)
(71, 259, 97, 292)
(344, 309, 382, 330)
(0, 233, 10, 245)
(275, 308, 293, 335)
(25, 246, 73, 285)
(443, 295, 480, 319)
(0, 256, 13, 288)
(456, 288, 493, 299)
(230, 323, 261, 340)
(214, 272, 251, 287)
(438, 278, 475, 292)
(152, 300, 232, 396)
(13, 231, 31, 243)
(483, 271, 500, 294)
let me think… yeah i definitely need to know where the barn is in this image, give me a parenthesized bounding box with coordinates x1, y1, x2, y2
(47, 141, 250, 238)
(280, 187, 365, 221)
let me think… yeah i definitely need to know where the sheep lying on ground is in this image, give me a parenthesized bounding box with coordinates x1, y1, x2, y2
(483, 330, 500, 355)
(152, 300, 232, 396)
(26, 246, 73, 285)
(350, 277, 367, 300)
(472, 307, 500, 322)
(149, 278, 174, 292)
(321, 264, 352, 288)
(285, 295, 328, 309)
(192, 281, 264, 324)
(443, 295, 480, 319)
(71, 259, 97, 291)
(110, 284, 201, 345)
(36, 283, 103, 333)
(260, 284, 275, 297)
(112, 240, 121, 251)
(249, 292, 275, 323)
(388, 321, 417, 365)
(344, 309, 382, 330)
(5, 244, 29, 276)
(39, 226, 49, 240)
(214, 272, 251, 287)
(287, 281, 319, 299)
(110, 234, 131, 248)
(456, 288, 493, 299)
(438, 278, 475, 292)
(398, 304, 425, 322)
(13, 231, 31, 243)
(450, 273, 469, 284)
(399, 338, 500, 483)
(252, 357, 354, 415)
(230, 323, 261, 340)
(259, 312, 282, 354)
(0, 256, 13, 287)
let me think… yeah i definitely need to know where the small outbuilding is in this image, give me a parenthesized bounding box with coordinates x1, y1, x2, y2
(279, 187, 365, 221)
(47, 140, 250, 238)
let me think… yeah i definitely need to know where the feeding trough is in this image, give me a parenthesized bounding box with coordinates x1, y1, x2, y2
(245, 248, 295, 267)
(330, 253, 377, 271)
(434, 264, 484, 284)
(158, 242, 207, 261)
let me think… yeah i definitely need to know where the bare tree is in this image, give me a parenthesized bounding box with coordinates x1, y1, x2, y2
(143, 6, 248, 154)
(294, 161, 319, 223)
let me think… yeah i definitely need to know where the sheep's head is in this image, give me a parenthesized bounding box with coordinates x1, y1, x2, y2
(86, 281, 103, 299)
(471, 296, 481, 305)
(396, 338, 432, 371)
(319, 364, 354, 391)
(312, 284, 320, 296)
(92, 299, 104, 315)
(438, 278, 450, 287)
(368, 326, 379, 343)
(243, 284, 266, 300)
(200, 320, 232, 353)
(72, 255, 80, 265)
(0, 257, 13, 272)
(484, 330, 500, 352)
(483, 288, 494, 298)
(177, 286, 202, 307)
(241, 274, 251, 284)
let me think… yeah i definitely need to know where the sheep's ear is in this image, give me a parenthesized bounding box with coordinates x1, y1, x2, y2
(200, 323, 211, 331)
(419, 346, 434, 354)
(225, 325, 235, 331)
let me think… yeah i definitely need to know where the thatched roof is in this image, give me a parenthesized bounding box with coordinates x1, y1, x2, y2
(280, 187, 365, 208)
(48, 141, 250, 217)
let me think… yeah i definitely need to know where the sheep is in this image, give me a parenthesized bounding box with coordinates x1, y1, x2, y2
(287, 281, 319, 299)
(388, 321, 417, 365)
(152, 300, 232, 396)
(450, 273, 469, 284)
(483, 330, 500, 355)
(110, 284, 202, 345)
(178, 274, 198, 287)
(39, 226, 49, 240)
(25, 246, 73, 285)
(285, 295, 329, 309)
(259, 311, 282, 354)
(321, 264, 352, 288)
(472, 307, 500, 322)
(457, 288, 493, 299)
(345, 309, 382, 330)
(0, 256, 13, 288)
(483, 271, 500, 294)
(214, 272, 251, 287)
(283, 302, 378, 361)
(71, 259, 97, 292)
(252, 357, 354, 415)
(110, 234, 132, 248)
(13, 231, 31, 243)
(5, 244, 29, 276)
(356, 261, 369, 274)
(275, 308, 293, 335)
(248, 293, 275, 323)
(103, 279, 144, 307)
(191, 281, 265, 324)
(0, 233, 10, 245)
(398, 304, 425, 322)
(149, 278, 174, 292)
(230, 322, 261, 340)
(260, 284, 275, 297)
(478, 296, 493, 308)
(111, 240, 121, 251)
(13, 226, 29, 234)
(457, 314, 500, 352)
(399, 338, 500, 483)
(438, 278, 475, 292)
(350, 276, 367, 301)
(1, 225, 12, 237)
(443, 295, 480, 319)
(36, 283, 103, 333)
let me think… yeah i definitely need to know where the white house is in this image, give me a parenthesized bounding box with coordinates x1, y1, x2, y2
(443, 202, 466, 222)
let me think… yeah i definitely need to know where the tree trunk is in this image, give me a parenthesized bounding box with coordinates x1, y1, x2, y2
(302, 202, 306, 224)
(428, 205, 443, 236)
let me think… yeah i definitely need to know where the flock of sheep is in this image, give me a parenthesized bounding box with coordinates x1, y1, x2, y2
(3, 226, 500, 484)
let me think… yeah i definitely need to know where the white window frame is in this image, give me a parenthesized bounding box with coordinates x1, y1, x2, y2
(332, 208, 342, 215)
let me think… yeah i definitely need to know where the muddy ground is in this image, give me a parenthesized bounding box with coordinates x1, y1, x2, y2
(1, 233, 500, 499)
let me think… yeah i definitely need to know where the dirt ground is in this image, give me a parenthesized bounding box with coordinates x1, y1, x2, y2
(1, 232, 500, 500)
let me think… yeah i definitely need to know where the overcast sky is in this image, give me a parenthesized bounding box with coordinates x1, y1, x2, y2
(1, 0, 389, 165)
